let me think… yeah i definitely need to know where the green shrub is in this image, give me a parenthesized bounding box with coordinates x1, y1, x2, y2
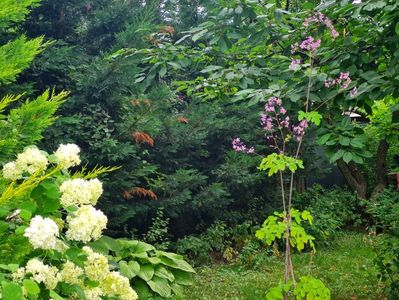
(368, 187, 399, 235)
(374, 236, 399, 299)
(368, 187, 399, 298)
(294, 185, 361, 243)
(142, 208, 171, 251)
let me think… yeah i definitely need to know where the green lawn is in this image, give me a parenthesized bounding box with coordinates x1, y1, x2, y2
(185, 233, 385, 299)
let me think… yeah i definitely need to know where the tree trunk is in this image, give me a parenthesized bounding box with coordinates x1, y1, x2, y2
(337, 159, 368, 199)
(370, 139, 389, 199)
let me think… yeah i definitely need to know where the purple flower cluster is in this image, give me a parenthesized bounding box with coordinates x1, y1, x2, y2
(232, 138, 254, 154)
(324, 72, 352, 89)
(262, 97, 289, 130)
(350, 87, 358, 98)
(264, 96, 282, 112)
(292, 120, 308, 141)
(289, 58, 301, 70)
(300, 36, 321, 52)
(303, 12, 339, 39)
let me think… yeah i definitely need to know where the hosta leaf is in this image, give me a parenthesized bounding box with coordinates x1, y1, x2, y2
(147, 276, 172, 298)
(173, 269, 194, 286)
(137, 264, 154, 281)
(154, 265, 175, 282)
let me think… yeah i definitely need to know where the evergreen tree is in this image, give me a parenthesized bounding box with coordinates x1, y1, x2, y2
(0, 0, 67, 163)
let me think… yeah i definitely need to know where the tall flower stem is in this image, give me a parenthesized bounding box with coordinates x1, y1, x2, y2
(283, 53, 314, 292)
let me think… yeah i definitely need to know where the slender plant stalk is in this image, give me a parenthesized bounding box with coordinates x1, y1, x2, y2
(283, 54, 314, 292)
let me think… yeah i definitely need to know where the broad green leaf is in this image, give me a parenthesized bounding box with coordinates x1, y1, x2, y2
(343, 152, 353, 163)
(119, 260, 139, 279)
(154, 265, 175, 282)
(23, 279, 40, 296)
(338, 136, 350, 146)
(137, 264, 155, 281)
(2, 282, 23, 300)
(158, 256, 195, 273)
(147, 276, 172, 298)
(173, 269, 193, 286)
(317, 133, 331, 145)
(350, 139, 364, 148)
(330, 149, 345, 163)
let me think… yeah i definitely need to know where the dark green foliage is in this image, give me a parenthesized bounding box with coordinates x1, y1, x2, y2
(368, 187, 399, 235)
(374, 236, 399, 299)
(294, 185, 361, 243)
(368, 187, 399, 296)
(142, 208, 171, 250)
(368, 188, 399, 298)
(175, 221, 261, 266)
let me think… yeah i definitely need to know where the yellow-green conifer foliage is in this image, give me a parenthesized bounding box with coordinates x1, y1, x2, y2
(0, 0, 67, 162)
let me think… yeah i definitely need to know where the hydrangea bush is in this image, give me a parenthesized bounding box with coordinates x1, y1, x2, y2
(0, 144, 194, 299)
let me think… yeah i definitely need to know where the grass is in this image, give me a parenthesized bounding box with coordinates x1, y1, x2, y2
(185, 233, 385, 299)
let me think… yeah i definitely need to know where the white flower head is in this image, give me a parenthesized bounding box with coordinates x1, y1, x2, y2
(24, 216, 59, 250)
(82, 246, 109, 282)
(55, 144, 81, 168)
(15, 147, 48, 174)
(12, 267, 26, 282)
(88, 178, 103, 205)
(60, 178, 103, 207)
(2, 161, 22, 180)
(102, 271, 138, 300)
(25, 258, 61, 290)
(84, 287, 104, 300)
(66, 205, 107, 242)
(60, 261, 84, 285)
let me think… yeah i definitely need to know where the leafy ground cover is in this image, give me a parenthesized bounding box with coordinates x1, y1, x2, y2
(186, 233, 385, 299)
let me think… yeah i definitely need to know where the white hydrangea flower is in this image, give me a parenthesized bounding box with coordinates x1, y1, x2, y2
(2, 162, 22, 180)
(60, 178, 103, 207)
(66, 205, 107, 242)
(60, 261, 84, 285)
(82, 246, 109, 282)
(102, 271, 138, 300)
(25, 258, 61, 290)
(12, 267, 26, 282)
(84, 287, 104, 300)
(88, 178, 103, 205)
(15, 147, 48, 174)
(55, 144, 81, 168)
(24, 216, 59, 250)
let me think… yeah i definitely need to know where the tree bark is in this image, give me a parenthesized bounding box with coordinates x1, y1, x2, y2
(370, 139, 389, 199)
(337, 159, 368, 199)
